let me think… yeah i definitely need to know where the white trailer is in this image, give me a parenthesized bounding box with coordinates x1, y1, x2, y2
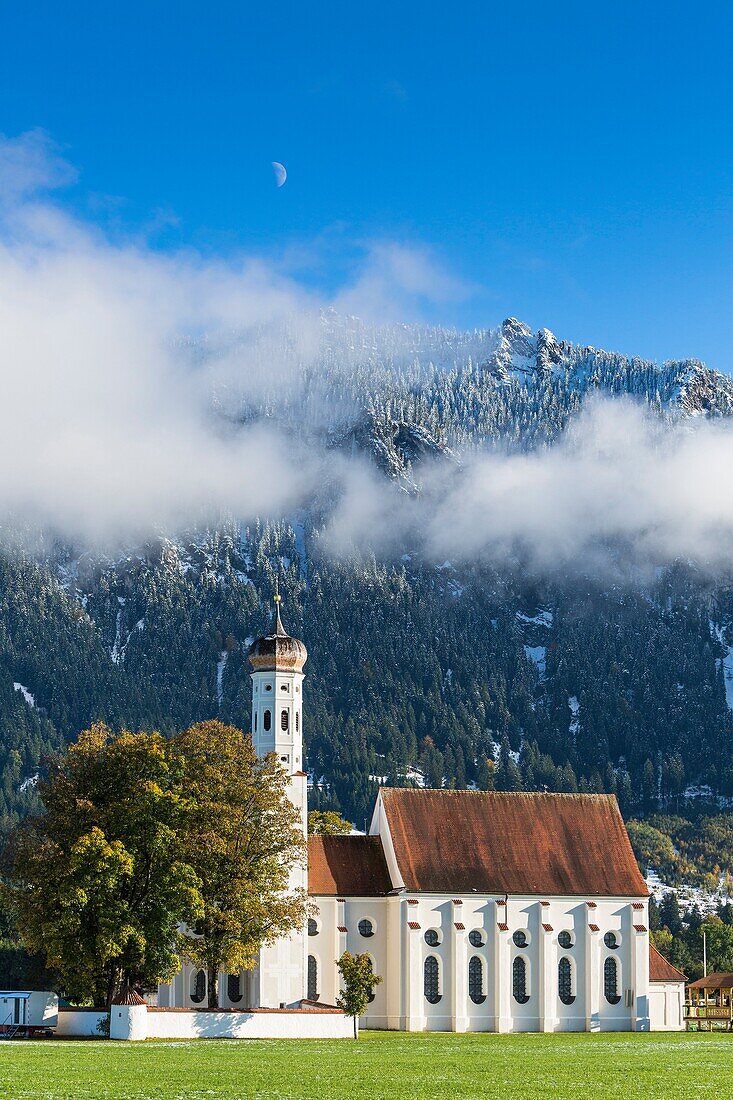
(0, 991, 58, 1037)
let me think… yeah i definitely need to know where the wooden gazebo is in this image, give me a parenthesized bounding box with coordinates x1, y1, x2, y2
(686, 973, 733, 1030)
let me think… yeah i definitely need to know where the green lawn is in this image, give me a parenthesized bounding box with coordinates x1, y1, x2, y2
(0, 1031, 728, 1100)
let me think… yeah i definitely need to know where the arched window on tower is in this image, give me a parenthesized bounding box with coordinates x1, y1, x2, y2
(263, 710, 271, 732)
(468, 956, 485, 1004)
(281, 709, 289, 731)
(307, 955, 319, 1001)
(424, 956, 441, 1004)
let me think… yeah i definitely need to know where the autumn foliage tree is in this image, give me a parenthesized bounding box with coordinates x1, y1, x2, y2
(2, 724, 200, 1006)
(173, 721, 308, 1009)
(2, 720, 307, 1008)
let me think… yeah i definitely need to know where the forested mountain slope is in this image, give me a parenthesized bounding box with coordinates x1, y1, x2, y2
(2, 316, 733, 841)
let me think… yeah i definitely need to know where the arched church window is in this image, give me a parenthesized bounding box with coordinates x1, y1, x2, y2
(468, 929, 485, 948)
(468, 955, 485, 1004)
(307, 955, 319, 1001)
(604, 931, 619, 950)
(513, 929, 528, 948)
(358, 919, 374, 938)
(558, 930, 574, 949)
(308, 918, 318, 937)
(558, 956, 575, 1005)
(366, 956, 377, 1002)
(227, 973, 242, 1004)
(424, 955, 441, 1004)
(191, 969, 206, 1004)
(512, 956, 529, 1004)
(281, 709, 289, 731)
(424, 928, 441, 947)
(604, 956, 620, 1004)
(263, 710, 271, 732)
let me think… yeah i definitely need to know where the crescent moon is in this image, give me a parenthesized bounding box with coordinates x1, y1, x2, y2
(272, 161, 287, 187)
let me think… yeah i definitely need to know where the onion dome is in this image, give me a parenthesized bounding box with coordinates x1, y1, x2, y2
(248, 595, 307, 672)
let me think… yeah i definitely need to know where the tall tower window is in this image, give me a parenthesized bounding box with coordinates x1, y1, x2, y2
(295, 711, 300, 732)
(263, 710, 271, 732)
(281, 709, 289, 731)
(254, 713, 257, 732)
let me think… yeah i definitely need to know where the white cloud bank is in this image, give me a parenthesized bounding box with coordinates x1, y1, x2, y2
(323, 398, 733, 574)
(2, 129, 733, 574)
(0, 131, 465, 544)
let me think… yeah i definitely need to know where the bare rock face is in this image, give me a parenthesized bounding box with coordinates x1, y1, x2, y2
(670, 362, 733, 417)
(333, 410, 459, 491)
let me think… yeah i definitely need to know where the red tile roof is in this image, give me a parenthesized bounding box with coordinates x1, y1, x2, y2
(112, 989, 146, 1006)
(687, 971, 733, 990)
(498, 922, 509, 931)
(308, 835, 392, 897)
(633, 924, 648, 933)
(649, 943, 686, 982)
(542, 923, 553, 932)
(589, 923, 600, 932)
(379, 789, 647, 897)
(408, 921, 421, 930)
(454, 922, 465, 931)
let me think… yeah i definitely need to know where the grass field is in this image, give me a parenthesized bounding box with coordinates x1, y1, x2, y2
(0, 1031, 728, 1100)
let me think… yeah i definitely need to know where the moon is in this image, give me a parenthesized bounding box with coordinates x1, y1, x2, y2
(272, 161, 287, 188)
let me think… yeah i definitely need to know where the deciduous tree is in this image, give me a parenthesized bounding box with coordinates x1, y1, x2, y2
(173, 720, 307, 1008)
(336, 951, 382, 1038)
(2, 724, 199, 1006)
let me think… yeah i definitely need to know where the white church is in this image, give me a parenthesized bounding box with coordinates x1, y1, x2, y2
(156, 600, 686, 1033)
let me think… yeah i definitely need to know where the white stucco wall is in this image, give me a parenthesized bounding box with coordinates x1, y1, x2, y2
(56, 1009, 108, 1037)
(311, 892, 652, 1033)
(649, 981, 685, 1031)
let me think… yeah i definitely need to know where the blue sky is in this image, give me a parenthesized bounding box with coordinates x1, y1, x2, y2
(1, 1, 731, 366)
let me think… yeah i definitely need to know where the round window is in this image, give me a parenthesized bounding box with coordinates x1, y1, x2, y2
(358, 918, 374, 938)
(558, 930, 574, 949)
(308, 918, 318, 937)
(604, 931, 619, 950)
(513, 929, 529, 948)
(424, 928, 441, 947)
(468, 929, 485, 948)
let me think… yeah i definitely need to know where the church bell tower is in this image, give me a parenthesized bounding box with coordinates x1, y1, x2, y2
(246, 594, 308, 1006)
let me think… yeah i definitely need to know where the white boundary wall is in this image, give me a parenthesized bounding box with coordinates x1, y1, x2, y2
(57, 1008, 107, 1037)
(102, 1004, 351, 1040)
